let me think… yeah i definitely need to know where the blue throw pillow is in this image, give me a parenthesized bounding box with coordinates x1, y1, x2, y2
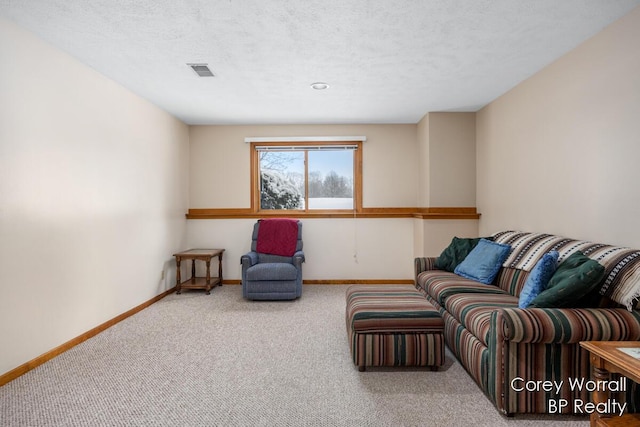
(518, 251, 559, 308)
(454, 239, 511, 285)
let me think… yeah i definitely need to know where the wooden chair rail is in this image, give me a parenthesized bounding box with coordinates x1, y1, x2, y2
(186, 207, 480, 220)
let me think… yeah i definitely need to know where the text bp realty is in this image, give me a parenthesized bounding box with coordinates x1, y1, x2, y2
(511, 376, 628, 416)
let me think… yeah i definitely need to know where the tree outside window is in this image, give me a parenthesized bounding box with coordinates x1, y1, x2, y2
(252, 141, 361, 213)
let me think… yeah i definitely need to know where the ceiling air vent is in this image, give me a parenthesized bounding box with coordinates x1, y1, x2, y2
(187, 63, 214, 77)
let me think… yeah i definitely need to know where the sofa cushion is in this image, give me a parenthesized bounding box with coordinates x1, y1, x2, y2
(346, 285, 444, 334)
(529, 251, 605, 308)
(492, 267, 530, 297)
(434, 237, 484, 272)
(444, 293, 519, 345)
(454, 239, 512, 285)
(416, 270, 510, 306)
(519, 251, 559, 308)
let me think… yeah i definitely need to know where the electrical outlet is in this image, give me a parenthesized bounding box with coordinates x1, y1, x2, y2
(161, 270, 165, 280)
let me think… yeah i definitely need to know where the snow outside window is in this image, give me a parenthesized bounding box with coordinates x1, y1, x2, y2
(256, 144, 356, 211)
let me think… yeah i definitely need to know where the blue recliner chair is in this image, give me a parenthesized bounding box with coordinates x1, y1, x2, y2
(241, 219, 304, 300)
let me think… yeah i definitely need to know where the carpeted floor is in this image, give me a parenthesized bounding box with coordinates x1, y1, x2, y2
(0, 285, 589, 426)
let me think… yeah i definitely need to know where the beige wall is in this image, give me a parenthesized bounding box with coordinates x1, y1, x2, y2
(0, 18, 189, 376)
(414, 113, 479, 256)
(188, 122, 479, 279)
(416, 114, 430, 206)
(476, 7, 640, 247)
(189, 124, 419, 208)
(188, 124, 420, 280)
(421, 220, 480, 257)
(416, 112, 477, 207)
(187, 218, 417, 281)
(428, 112, 476, 207)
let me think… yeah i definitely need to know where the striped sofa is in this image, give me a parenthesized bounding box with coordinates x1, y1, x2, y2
(414, 231, 640, 416)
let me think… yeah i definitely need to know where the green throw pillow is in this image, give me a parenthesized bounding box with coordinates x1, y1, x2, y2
(435, 237, 483, 272)
(529, 251, 605, 308)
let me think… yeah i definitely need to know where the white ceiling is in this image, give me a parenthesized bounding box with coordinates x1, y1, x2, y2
(1, 1, 639, 125)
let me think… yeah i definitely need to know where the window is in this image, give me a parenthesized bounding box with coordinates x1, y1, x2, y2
(250, 141, 362, 214)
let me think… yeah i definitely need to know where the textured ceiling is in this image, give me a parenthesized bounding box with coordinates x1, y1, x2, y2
(1, 1, 639, 125)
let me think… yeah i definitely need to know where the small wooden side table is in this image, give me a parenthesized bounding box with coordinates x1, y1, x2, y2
(580, 341, 640, 426)
(173, 249, 224, 295)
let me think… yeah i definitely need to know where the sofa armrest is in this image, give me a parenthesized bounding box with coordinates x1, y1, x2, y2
(414, 257, 438, 279)
(493, 307, 640, 344)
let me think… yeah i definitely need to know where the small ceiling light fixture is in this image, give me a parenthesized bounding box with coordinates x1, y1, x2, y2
(187, 63, 214, 77)
(310, 82, 329, 90)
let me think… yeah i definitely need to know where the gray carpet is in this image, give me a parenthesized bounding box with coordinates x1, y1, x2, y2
(1, 285, 589, 426)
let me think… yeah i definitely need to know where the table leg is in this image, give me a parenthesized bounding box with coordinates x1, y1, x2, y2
(176, 257, 182, 294)
(205, 258, 211, 295)
(191, 260, 196, 283)
(218, 253, 224, 286)
(591, 361, 611, 425)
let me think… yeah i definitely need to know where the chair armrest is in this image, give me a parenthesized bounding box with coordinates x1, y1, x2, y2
(292, 250, 305, 267)
(493, 307, 640, 344)
(414, 257, 438, 279)
(240, 251, 259, 267)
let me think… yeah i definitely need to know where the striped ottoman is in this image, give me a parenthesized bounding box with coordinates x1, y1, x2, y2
(346, 285, 445, 371)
